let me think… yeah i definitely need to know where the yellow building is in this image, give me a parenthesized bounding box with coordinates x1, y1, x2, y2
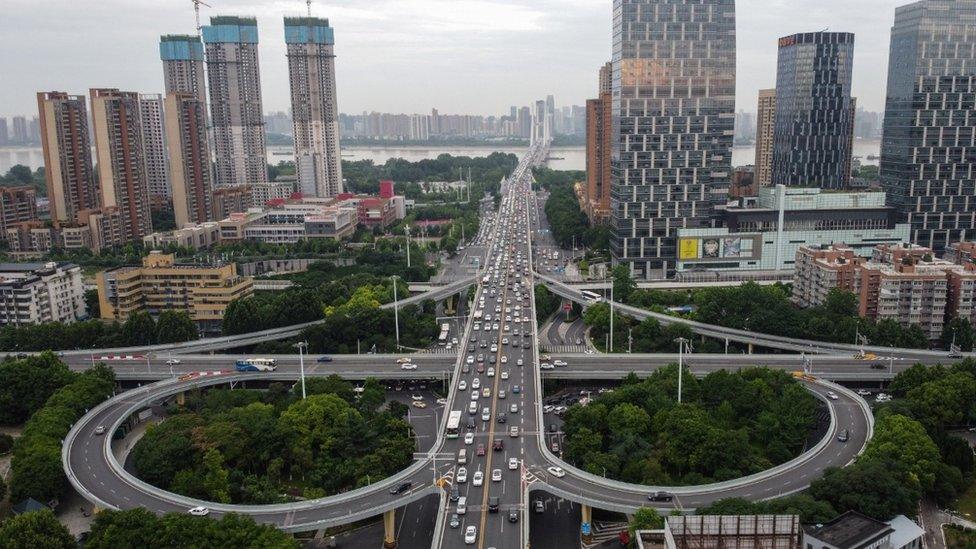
(96, 251, 253, 333)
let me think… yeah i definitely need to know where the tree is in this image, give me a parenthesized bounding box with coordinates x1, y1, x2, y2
(156, 311, 198, 343)
(121, 311, 156, 346)
(628, 507, 664, 539)
(612, 264, 637, 304)
(943, 317, 975, 351)
(0, 509, 75, 549)
(809, 460, 921, 520)
(0, 352, 76, 424)
(222, 298, 263, 335)
(87, 507, 160, 548)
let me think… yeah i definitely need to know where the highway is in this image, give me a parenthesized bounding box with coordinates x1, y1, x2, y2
(62, 142, 876, 548)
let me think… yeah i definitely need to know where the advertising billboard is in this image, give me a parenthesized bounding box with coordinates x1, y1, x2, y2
(678, 238, 699, 260)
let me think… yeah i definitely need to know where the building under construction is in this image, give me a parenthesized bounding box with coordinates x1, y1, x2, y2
(638, 515, 802, 549)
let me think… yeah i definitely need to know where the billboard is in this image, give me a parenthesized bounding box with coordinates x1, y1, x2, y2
(722, 237, 742, 257)
(678, 238, 699, 260)
(702, 238, 720, 258)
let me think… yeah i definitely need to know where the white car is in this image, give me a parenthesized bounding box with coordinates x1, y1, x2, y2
(411, 394, 424, 401)
(473, 471, 484, 486)
(487, 368, 495, 377)
(826, 391, 839, 400)
(508, 457, 519, 470)
(457, 467, 468, 483)
(187, 506, 210, 516)
(401, 363, 418, 370)
(471, 391, 479, 401)
(466, 356, 475, 364)
(501, 371, 509, 380)
(553, 360, 568, 367)
(165, 359, 181, 365)
(472, 378, 481, 390)
(458, 380, 467, 391)
(492, 469, 502, 482)
(516, 359, 524, 367)
(547, 466, 566, 478)
(464, 432, 475, 445)
(464, 525, 477, 544)
(501, 356, 508, 364)
(540, 363, 554, 370)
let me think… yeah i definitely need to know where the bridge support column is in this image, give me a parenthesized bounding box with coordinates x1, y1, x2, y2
(581, 504, 593, 543)
(175, 392, 185, 406)
(748, 342, 754, 354)
(383, 509, 397, 548)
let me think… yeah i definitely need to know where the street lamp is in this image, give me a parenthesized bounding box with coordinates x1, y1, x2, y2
(404, 225, 411, 268)
(675, 337, 689, 403)
(295, 341, 308, 399)
(391, 276, 401, 351)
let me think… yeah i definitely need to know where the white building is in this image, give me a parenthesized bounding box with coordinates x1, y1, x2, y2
(0, 262, 87, 325)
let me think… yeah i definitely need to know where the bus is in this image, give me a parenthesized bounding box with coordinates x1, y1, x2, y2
(438, 323, 451, 345)
(445, 410, 462, 439)
(581, 290, 603, 304)
(235, 358, 278, 372)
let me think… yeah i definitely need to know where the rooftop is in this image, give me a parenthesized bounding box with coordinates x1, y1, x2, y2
(802, 511, 892, 549)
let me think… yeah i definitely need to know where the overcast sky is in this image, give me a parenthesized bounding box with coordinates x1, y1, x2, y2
(1, 0, 909, 119)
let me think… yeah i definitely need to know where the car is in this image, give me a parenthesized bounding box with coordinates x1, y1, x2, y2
(93, 425, 106, 436)
(187, 506, 210, 516)
(856, 389, 872, 396)
(540, 362, 554, 370)
(476, 364, 485, 373)
(476, 443, 486, 456)
(487, 368, 495, 377)
(508, 509, 520, 523)
(473, 471, 484, 486)
(553, 360, 567, 367)
(464, 525, 477, 544)
(534, 500, 545, 513)
(466, 356, 475, 364)
(869, 362, 886, 370)
(449, 513, 461, 529)
(647, 491, 674, 502)
(501, 356, 508, 364)
(165, 359, 181, 365)
(509, 426, 519, 437)
(489, 356, 497, 365)
(547, 466, 566, 478)
(837, 429, 850, 442)
(401, 363, 418, 370)
(457, 467, 468, 483)
(826, 391, 839, 400)
(497, 413, 507, 424)
(498, 390, 506, 399)
(390, 481, 413, 495)
(458, 380, 467, 391)
(411, 394, 424, 401)
(512, 385, 520, 394)
(501, 370, 509, 380)
(493, 439, 504, 451)
(436, 398, 447, 405)
(461, 364, 470, 374)
(488, 496, 500, 512)
(464, 432, 475, 445)
(551, 442, 560, 453)
(472, 378, 481, 390)
(317, 356, 333, 363)
(509, 457, 519, 470)
(450, 484, 460, 502)
(412, 400, 427, 408)
(396, 357, 412, 364)
(492, 469, 502, 482)
(510, 403, 518, 414)
(471, 391, 479, 402)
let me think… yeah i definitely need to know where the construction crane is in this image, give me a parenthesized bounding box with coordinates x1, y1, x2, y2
(192, 0, 212, 33)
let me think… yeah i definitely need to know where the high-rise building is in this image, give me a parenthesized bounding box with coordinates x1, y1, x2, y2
(0, 118, 8, 146)
(138, 94, 170, 205)
(880, 0, 976, 253)
(771, 32, 856, 189)
(585, 62, 613, 225)
(599, 62, 612, 95)
(202, 16, 268, 188)
(159, 34, 208, 105)
(518, 106, 531, 139)
(755, 89, 776, 187)
(28, 117, 40, 143)
(90, 88, 154, 242)
(610, 0, 736, 279)
(36, 92, 100, 223)
(165, 92, 213, 227)
(11, 116, 27, 143)
(285, 16, 344, 198)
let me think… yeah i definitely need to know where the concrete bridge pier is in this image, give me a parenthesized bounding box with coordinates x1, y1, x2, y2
(175, 392, 185, 406)
(748, 342, 754, 354)
(383, 509, 397, 548)
(581, 503, 593, 543)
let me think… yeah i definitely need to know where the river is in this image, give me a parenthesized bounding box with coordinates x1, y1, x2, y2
(0, 139, 882, 175)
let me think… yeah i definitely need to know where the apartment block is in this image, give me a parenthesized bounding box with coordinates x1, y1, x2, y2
(0, 186, 38, 233)
(90, 88, 154, 241)
(96, 251, 253, 333)
(139, 94, 170, 205)
(36, 92, 99, 223)
(0, 262, 86, 326)
(211, 185, 254, 220)
(164, 92, 213, 227)
(143, 222, 221, 251)
(755, 89, 776, 187)
(159, 34, 208, 105)
(792, 244, 865, 308)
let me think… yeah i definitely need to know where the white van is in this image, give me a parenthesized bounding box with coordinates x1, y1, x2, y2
(457, 449, 467, 464)
(468, 401, 478, 414)
(457, 496, 467, 515)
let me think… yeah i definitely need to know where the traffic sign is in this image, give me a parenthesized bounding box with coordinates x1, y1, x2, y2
(581, 522, 591, 536)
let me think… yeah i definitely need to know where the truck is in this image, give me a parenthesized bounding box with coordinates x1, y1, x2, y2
(235, 358, 277, 372)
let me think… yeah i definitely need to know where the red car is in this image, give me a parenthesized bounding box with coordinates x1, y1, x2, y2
(476, 364, 485, 373)
(476, 444, 486, 456)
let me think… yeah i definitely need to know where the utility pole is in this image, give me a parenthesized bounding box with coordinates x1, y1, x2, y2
(675, 337, 689, 403)
(392, 276, 401, 350)
(405, 225, 411, 268)
(295, 341, 308, 399)
(609, 275, 614, 353)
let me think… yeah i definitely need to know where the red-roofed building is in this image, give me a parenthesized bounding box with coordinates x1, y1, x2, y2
(357, 197, 396, 228)
(379, 180, 395, 199)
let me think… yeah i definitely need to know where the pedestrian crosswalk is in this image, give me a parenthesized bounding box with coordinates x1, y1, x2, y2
(540, 344, 590, 354)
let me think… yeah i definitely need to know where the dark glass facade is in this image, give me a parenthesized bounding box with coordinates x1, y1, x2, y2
(772, 32, 856, 189)
(610, 0, 736, 279)
(880, 0, 976, 253)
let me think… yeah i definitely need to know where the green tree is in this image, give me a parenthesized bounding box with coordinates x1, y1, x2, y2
(155, 310, 198, 343)
(0, 509, 75, 549)
(0, 352, 76, 424)
(809, 460, 921, 520)
(86, 507, 160, 549)
(222, 298, 263, 335)
(121, 311, 157, 346)
(612, 264, 637, 304)
(628, 507, 664, 539)
(943, 317, 976, 351)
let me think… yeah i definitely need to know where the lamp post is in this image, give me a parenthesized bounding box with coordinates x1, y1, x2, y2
(675, 337, 689, 403)
(405, 225, 411, 268)
(295, 341, 308, 399)
(392, 276, 401, 350)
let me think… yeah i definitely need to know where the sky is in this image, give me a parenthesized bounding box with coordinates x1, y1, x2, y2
(0, 0, 910, 119)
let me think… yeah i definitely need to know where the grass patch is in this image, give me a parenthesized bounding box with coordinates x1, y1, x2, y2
(956, 480, 976, 521)
(944, 524, 976, 548)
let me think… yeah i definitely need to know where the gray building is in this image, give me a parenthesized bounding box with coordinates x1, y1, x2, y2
(880, 0, 976, 253)
(202, 16, 268, 189)
(610, 0, 736, 279)
(772, 32, 856, 189)
(159, 34, 208, 106)
(285, 16, 344, 198)
(138, 94, 170, 203)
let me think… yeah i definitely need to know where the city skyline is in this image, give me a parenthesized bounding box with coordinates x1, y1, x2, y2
(0, 0, 928, 118)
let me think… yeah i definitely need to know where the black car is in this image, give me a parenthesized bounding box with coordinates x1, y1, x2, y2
(508, 509, 519, 523)
(450, 485, 460, 501)
(466, 417, 476, 429)
(390, 482, 413, 495)
(317, 356, 333, 363)
(488, 497, 500, 513)
(647, 491, 673, 502)
(497, 413, 507, 424)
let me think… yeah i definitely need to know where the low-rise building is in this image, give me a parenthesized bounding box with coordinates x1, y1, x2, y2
(802, 511, 922, 549)
(96, 251, 253, 334)
(636, 515, 801, 549)
(142, 222, 221, 250)
(0, 262, 86, 326)
(217, 202, 356, 244)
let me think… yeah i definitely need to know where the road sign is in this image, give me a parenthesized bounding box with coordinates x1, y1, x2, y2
(581, 522, 591, 536)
